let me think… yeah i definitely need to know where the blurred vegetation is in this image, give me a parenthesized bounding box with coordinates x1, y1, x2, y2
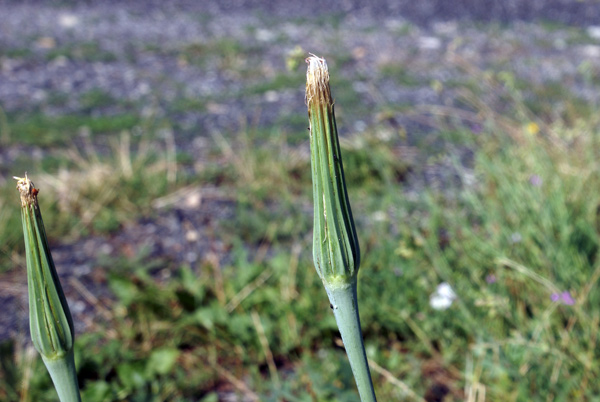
(1, 18, 600, 402)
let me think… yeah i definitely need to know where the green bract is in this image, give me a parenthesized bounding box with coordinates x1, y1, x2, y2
(306, 55, 360, 288)
(306, 56, 377, 402)
(16, 175, 81, 402)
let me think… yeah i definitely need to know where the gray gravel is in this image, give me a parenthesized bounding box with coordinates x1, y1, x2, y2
(2, 1, 600, 133)
(4, 0, 600, 26)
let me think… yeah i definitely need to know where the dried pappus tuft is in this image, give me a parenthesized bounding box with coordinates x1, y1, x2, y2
(305, 55, 332, 107)
(14, 174, 38, 207)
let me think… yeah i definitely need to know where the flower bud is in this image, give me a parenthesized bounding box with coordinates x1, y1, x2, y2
(306, 55, 360, 287)
(15, 175, 74, 360)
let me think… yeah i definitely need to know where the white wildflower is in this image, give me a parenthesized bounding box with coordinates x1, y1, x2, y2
(430, 282, 456, 310)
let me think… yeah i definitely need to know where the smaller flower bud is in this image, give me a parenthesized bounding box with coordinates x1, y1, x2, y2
(15, 174, 74, 360)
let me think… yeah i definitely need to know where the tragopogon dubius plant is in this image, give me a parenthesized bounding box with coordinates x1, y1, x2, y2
(306, 55, 377, 402)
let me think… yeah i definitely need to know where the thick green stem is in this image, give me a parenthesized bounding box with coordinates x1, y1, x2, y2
(41, 350, 81, 402)
(325, 281, 377, 402)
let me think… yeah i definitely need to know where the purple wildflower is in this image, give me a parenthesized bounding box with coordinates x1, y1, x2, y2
(485, 274, 497, 284)
(551, 291, 575, 305)
(529, 174, 543, 187)
(560, 291, 575, 305)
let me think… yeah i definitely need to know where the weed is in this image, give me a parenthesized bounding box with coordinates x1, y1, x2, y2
(7, 113, 140, 146)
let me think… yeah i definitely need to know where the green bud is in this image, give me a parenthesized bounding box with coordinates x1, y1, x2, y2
(306, 56, 377, 401)
(16, 175, 81, 402)
(306, 55, 360, 287)
(16, 175, 74, 359)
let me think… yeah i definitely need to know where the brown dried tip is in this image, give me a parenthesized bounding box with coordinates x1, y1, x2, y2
(305, 55, 332, 107)
(14, 174, 38, 207)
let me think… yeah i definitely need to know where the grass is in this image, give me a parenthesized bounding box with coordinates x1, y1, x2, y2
(178, 37, 265, 76)
(244, 73, 303, 96)
(1, 17, 600, 402)
(5, 113, 140, 146)
(3, 100, 600, 400)
(378, 63, 422, 87)
(0, 129, 182, 272)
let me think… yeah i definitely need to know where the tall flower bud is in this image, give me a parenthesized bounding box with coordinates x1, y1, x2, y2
(306, 55, 360, 288)
(306, 56, 377, 401)
(15, 174, 81, 402)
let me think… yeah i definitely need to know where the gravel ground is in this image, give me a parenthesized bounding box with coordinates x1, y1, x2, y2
(2, 0, 600, 348)
(2, 1, 600, 126)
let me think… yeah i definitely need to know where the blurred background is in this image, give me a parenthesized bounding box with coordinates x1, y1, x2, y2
(2, 1, 600, 401)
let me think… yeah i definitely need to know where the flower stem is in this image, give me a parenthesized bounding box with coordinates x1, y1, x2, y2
(325, 281, 377, 402)
(42, 350, 82, 402)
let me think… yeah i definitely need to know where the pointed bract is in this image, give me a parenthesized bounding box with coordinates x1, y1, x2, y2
(16, 175, 81, 402)
(16, 175, 74, 359)
(306, 55, 360, 288)
(306, 56, 377, 401)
